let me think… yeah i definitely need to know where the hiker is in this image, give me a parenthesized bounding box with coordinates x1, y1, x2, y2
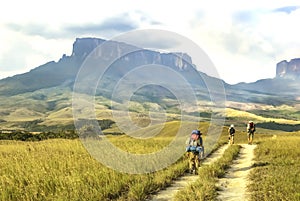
(185, 129, 204, 174)
(228, 124, 235, 145)
(247, 121, 256, 144)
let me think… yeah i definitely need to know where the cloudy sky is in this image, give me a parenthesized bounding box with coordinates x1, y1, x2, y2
(1, 0, 300, 84)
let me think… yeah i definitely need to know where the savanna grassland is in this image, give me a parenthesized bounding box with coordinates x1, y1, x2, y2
(0, 121, 222, 201)
(248, 134, 300, 201)
(0, 138, 188, 201)
(0, 119, 299, 201)
(174, 130, 300, 201)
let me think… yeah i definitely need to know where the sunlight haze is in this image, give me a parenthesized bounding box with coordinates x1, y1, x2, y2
(1, 0, 300, 84)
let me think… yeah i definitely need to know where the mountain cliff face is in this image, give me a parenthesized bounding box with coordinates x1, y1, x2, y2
(233, 58, 300, 98)
(0, 37, 298, 102)
(276, 58, 300, 79)
(1, 37, 299, 131)
(0, 38, 201, 96)
(71, 38, 105, 60)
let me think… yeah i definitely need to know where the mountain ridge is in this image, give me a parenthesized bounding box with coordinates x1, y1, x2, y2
(1, 37, 299, 97)
(0, 37, 299, 131)
(1, 37, 299, 101)
(0, 37, 211, 96)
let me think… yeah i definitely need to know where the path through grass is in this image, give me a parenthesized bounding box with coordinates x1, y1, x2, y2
(150, 144, 228, 201)
(174, 145, 240, 201)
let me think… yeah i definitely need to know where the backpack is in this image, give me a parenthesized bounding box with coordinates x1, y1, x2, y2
(249, 122, 254, 128)
(248, 122, 255, 132)
(229, 127, 235, 135)
(186, 130, 202, 152)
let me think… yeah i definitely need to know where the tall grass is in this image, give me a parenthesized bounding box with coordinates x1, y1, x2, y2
(248, 135, 300, 201)
(0, 137, 190, 200)
(0, 140, 133, 200)
(0, 120, 229, 201)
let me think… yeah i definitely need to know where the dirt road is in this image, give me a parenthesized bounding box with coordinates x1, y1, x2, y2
(216, 144, 257, 201)
(150, 144, 229, 201)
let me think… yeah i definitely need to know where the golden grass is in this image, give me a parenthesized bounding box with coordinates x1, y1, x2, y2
(0, 121, 205, 200)
(4, 108, 44, 121)
(248, 135, 300, 201)
(225, 108, 300, 124)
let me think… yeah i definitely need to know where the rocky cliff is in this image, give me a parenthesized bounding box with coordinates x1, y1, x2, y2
(234, 58, 300, 97)
(0, 37, 200, 96)
(71, 38, 194, 70)
(276, 58, 300, 79)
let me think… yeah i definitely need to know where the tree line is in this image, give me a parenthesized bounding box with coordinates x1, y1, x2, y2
(0, 119, 115, 141)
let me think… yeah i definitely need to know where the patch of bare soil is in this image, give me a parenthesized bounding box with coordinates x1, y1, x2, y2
(149, 145, 229, 201)
(216, 144, 257, 201)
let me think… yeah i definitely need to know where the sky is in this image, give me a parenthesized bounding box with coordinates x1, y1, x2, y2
(0, 0, 300, 84)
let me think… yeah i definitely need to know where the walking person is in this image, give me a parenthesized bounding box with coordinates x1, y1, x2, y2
(228, 124, 235, 145)
(185, 129, 204, 174)
(247, 121, 256, 145)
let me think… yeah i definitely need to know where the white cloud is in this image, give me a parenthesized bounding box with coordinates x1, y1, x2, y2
(184, 1, 300, 83)
(0, 0, 300, 84)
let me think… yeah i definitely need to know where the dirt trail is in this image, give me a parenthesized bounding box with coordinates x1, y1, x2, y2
(150, 144, 229, 201)
(216, 144, 257, 201)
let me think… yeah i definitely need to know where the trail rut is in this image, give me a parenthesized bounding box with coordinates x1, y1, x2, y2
(150, 144, 229, 201)
(216, 144, 257, 201)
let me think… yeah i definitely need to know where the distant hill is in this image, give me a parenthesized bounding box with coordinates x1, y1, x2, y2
(0, 37, 217, 97)
(0, 37, 224, 130)
(232, 57, 300, 97)
(234, 77, 299, 93)
(0, 37, 299, 130)
(0, 38, 100, 96)
(1, 37, 298, 98)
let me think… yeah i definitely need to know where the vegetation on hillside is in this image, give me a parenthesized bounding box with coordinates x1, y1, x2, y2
(256, 121, 300, 132)
(0, 119, 115, 141)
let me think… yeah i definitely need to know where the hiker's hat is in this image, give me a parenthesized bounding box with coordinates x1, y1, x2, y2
(192, 129, 202, 135)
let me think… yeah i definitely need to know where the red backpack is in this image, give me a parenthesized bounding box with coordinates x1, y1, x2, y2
(249, 122, 254, 128)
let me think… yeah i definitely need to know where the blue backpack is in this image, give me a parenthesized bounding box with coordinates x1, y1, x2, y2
(186, 130, 202, 152)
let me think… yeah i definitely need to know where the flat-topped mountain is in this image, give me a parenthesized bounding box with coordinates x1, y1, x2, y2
(233, 58, 300, 97)
(276, 58, 300, 79)
(0, 37, 209, 96)
(0, 37, 299, 131)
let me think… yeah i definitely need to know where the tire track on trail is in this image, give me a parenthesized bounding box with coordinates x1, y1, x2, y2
(149, 144, 229, 201)
(216, 144, 257, 201)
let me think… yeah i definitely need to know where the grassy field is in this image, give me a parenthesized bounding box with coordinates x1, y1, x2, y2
(0, 139, 189, 201)
(0, 121, 223, 201)
(248, 134, 300, 201)
(0, 121, 299, 200)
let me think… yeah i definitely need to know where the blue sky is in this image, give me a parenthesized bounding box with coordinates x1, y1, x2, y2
(0, 0, 300, 84)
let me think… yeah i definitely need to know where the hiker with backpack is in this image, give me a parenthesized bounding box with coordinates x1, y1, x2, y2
(185, 129, 204, 174)
(228, 124, 235, 145)
(247, 121, 256, 144)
